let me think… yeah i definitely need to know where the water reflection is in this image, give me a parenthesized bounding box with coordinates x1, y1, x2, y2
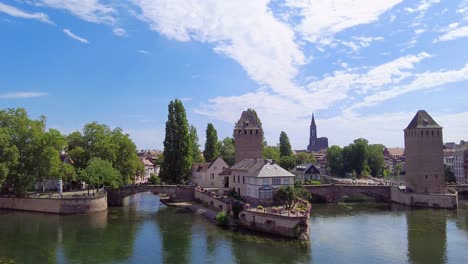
(0, 194, 467, 264)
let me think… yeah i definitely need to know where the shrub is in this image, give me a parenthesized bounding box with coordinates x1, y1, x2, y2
(257, 205, 264, 211)
(148, 174, 161, 184)
(216, 211, 229, 226)
(231, 201, 244, 219)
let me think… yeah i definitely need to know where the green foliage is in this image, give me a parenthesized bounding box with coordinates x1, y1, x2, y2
(231, 201, 244, 219)
(80, 158, 122, 189)
(189, 125, 205, 163)
(327, 146, 343, 176)
(304, 180, 321, 185)
(444, 165, 455, 183)
(161, 99, 192, 184)
(279, 131, 293, 157)
(203, 123, 220, 162)
(279, 156, 296, 170)
(215, 211, 229, 226)
(273, 185, 310, 209)
(295, 152, 316, 164)
(219, 137, 235, 166)
(263, 145, 280, 161)
(148, 174, 161, 184)
(327, 139, 386, 178)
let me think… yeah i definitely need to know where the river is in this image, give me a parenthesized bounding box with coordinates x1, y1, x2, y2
(0, 193, 467, 264)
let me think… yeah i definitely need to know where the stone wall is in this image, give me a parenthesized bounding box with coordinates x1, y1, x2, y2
(0, 194, 108, 214)
(390, 187, 458, 209)
(194, 189, 231, 213)
(107, 185, 195, 206)
(238, 209, 309, 239)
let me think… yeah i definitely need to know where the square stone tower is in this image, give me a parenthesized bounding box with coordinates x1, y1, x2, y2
(404, 110, 445, 193)
(234, 109, 263, 163)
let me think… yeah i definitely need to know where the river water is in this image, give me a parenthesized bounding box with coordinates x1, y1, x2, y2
(0, 193, 467, 264)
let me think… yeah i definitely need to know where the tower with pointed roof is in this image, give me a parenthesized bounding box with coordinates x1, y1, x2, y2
(234, 109, 263, 163)
(404, 110, 445, 193)
(307, 113, 328, 152)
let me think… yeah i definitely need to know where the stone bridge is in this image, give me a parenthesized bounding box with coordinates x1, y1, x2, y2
(106, 185, 195, 206)
(303, 184, 391, 202)
(448, 184, 468, 195)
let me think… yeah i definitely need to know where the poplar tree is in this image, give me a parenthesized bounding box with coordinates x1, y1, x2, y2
(203, 123, 220, 162)
(160, 99, 192, 183)
(279, 131, 293, 157)
(189, 125, 204, 163)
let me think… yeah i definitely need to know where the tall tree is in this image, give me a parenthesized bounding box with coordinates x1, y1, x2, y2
(295, 152, 316, 164)
(79, 158, 122, 192)
(263, 145, 280, 161)
(160, 99, 192, 183)
(326, 146, 343, 176)
(189, 125, 204, 163)
(203, 123, 220, 162)
(219, 137, 235, 166)
(279, 131, 293, 157)
(367, 144, 385, 177)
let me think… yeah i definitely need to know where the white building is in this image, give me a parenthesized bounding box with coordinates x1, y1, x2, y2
(191, 157, 229, 190)
(226, 159, 295, 204)
(135, 157, 155, 184)
(454, 141, 468, 184)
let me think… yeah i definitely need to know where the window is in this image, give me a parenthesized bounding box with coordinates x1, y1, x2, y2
(243, 176, 245, 184)
(238, 176, 240, 183)
(263, 178, 269, 186)
(425, 175, 428, 179)
(259, 188, 272, 200)
(239, 130, 241, 134)
(256, 130, 258, 134)
(432, 130, 434, 136)
(272, 178, 281, 185)
(233, 176, 235, 183)
(421, 131, 424, 136)
(437, 130, 439, 136)
(211, 173, 214, 179)
(284, 178, 290, 185)
(250, 130, 252, 134)
(244, 130, 247, 134)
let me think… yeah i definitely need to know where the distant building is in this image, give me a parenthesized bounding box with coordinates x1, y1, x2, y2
(384, 147, 405, 159)
(291, 163, 321, 182)
(234, 110, 263, 163)
(384, 147, 406, 175)
(307, 114, 328, 152)
(454, 140, 468, 184)
(404, 110, 445, 193)
(443, 149, 455, 174)
(191, 157, 229, 190)
(135, 157, 155, 184)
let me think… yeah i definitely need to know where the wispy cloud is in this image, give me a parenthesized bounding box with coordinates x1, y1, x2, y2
(0, 2, 53, 24)
(138, 49, 151, 55)
(0, 92, 47, 99)
(113, 27, 127, 36)
(39, 0, 115, 24)
(63, 29, 89, 43)
(433, 26, 468, 43)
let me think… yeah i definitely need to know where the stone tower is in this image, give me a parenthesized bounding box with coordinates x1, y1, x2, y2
(234, 109, 263, 163)
(404, 110, 445, 193)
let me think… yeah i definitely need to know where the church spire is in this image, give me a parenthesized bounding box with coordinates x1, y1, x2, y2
(311, 113, 316, 126)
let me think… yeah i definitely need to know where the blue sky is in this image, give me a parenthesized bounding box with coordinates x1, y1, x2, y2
(1, 0, 467, 150)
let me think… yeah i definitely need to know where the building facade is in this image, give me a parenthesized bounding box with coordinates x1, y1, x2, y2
(307, 114, 328, 152)
(191, 157, 229, 189)
(291, 163, 321, 182)
(404, 110, 445, 193)
(454, 141, 468, 184)
(234, 110, 263, 163)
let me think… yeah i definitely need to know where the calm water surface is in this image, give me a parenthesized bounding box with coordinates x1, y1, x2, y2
(0, 193, 467, 264)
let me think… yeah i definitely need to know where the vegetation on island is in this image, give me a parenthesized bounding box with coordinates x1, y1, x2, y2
(215, 211, 229, 226)
(273, 183, 310, 209)
(0, 107, 143, 196)
(326, 138, 385, 178)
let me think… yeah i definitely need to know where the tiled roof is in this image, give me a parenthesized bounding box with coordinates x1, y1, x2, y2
(385, 147, 405, 157)
(229, 158, 294, 178)
(406, 110, 441, 129)
(235, 110, 262, 129)
(291, 163, 320, 174)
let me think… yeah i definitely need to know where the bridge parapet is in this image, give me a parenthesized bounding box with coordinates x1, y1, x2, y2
(303, 184, 391, 202)
(106, 185, 195, 206)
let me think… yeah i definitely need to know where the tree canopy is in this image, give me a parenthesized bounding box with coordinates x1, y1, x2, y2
(160, 99, 192, 184)
(203, 123, 220, 162)
(189, 125, 204, 163)
(279, 131, 293, 157)
(219, 137, 235, 166)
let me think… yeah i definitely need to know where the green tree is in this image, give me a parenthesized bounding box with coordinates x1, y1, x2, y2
(0, 128, 19, 187)
(279, 156, 296, 170)
(367, 144, 385, 177)
(273, 184, 310, 209)
(326, 146, 343, 176)
(295, 152, 316, 164)
(111, 128, 143, 184)
(279, 131, 293, 157)
(80, 158, 122, 193)
(219, 137, 235, 166)
(203, 123, 220, 162)
(160, 99, 192, 184)
(263, 145, 280, 161)
(189, 125, 204, 163)
(444, 165, 455, 183)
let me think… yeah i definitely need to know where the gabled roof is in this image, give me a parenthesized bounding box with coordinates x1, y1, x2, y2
(229, 158, 294, 178)
(405, 110, 441, 129)
(385, 147, 405, 157)
(291, 163, 320, 174)
(192, 157, 228, 173)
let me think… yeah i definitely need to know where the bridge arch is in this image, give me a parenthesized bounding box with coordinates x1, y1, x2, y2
(106, 185, 195, 206)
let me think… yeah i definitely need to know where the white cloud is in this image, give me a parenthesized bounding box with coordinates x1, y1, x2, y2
(340, 36, 384, 52)
(433, 26, 468, 42)
(285, 0, 402, 44)
(63, 29, 89, 43)
(405, 0, 440, 15)
(0, 92, 47, 99)
(0, 2, 52, 24)
(113, 27, 126, 36)
(138, 49, 151, 55)
(39, 0, 115, 24)
(131, 0, 306, 102)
